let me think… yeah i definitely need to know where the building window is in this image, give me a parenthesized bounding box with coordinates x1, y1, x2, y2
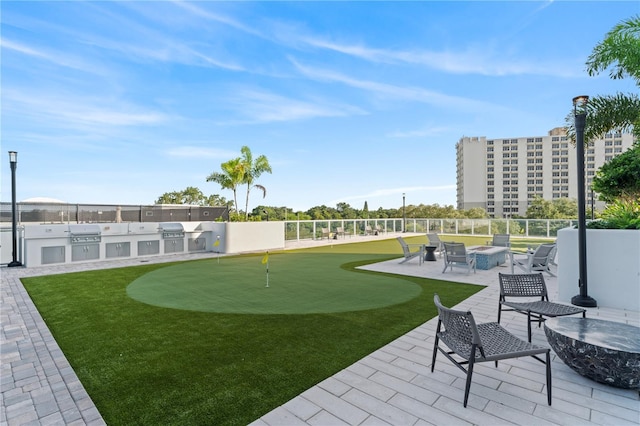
(488, 140, 494, 145)
(487, 153, 494, 158)
(503, 146, 510, 151)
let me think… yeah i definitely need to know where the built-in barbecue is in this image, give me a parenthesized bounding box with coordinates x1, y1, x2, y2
(68, 224, 102, 244)
(158, 222, 185, 239)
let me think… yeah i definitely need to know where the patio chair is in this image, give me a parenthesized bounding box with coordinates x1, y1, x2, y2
(320, 227, 330, 240)
(426, 233, 444, 257)
(374, 225, 385, 235)
(510, 243, 556, 276)
(396, 237, 424, 264)
(442, 242, 476, 274)
(487, 233, 510, 247)
(498, 273, 586, 342)
(431, 294, 552, 407)
(336, 227, 349, 238)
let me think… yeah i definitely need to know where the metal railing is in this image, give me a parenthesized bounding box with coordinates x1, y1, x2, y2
(283, 218, 577, 241)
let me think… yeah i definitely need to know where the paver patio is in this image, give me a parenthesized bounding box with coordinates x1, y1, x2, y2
(2, 234, 639, 425)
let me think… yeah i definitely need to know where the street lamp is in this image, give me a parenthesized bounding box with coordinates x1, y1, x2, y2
(8, 151, 22, 267)
(402, 193, 406, 233)
(571, 96, 597, 307)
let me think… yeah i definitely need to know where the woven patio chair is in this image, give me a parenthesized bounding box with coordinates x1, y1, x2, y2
(431, 294, 552, 407)
(442, 242, 476, 274)
(498, 273, 586, 342)
(396, 237, 424, 264)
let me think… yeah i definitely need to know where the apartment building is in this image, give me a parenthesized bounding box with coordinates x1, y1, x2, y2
(456, 128, 635, 218)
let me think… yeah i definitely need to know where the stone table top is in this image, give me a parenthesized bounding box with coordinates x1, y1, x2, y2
(545, 317, 640, 353)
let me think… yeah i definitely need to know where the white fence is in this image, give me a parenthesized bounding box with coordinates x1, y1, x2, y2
(282, 218, 577, 242)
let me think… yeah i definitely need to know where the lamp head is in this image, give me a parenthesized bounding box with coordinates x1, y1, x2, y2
(573, 95, 589, 115)
(8, 151, 17, 164)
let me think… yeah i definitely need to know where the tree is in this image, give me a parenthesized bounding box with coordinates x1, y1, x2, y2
(239, 146, 272, 221)
(156, 187, 229, 206)
(567, 15, 640, 141)
(526, 196, 556, 219)
(552, 198, 578, 219)
(206, 157, 243, 219)
(592, 144, 640, 202)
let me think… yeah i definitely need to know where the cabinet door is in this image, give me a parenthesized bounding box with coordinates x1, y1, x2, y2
(188, 237, 207, 252)
(106, 242, 131, 258)
(138, 240, 160, 256)
(42, 246, 65, 264)
(164, 239, 184, 253)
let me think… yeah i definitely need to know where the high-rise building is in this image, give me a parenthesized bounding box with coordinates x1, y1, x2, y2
(456, 128, 635, 218)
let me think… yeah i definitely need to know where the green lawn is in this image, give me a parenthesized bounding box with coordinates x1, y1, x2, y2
(21, 236, 518, 425)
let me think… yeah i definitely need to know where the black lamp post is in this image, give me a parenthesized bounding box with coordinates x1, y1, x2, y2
(571, 96, 596, 307)
(8, 151, 22, 267)
(402, 193, 406, 232)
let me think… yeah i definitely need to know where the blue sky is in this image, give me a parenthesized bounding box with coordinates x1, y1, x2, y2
(2, 1, 638, 212)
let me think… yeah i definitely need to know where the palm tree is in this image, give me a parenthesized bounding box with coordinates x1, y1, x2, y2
(567, 15, 640, 141)
(239, 146, 272, 220)
(206, 157, 244, 219)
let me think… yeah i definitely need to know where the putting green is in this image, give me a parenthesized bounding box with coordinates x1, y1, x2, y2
(127, 253, 421, 314)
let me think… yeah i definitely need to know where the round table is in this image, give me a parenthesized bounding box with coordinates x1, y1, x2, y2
(544, 317, 640, 389)
(423, 245, 438, 261)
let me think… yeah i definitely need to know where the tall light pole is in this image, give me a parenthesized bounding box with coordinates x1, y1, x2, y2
(571, 96, 596, 307)
(8, 151, 22, 267)
(402, 193, 406, 233)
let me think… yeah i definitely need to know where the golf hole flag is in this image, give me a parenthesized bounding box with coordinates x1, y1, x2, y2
(262, 251, 269, 288)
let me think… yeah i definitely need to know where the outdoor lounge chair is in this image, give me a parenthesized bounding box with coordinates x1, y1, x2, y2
(431, 294, 552, 407)
(498, 273, 586, 342)
(396, 237, 424, 264)
(321, 227, 330, 240)
(442, 242, 476, 274)
(487, 233, 510, 247)
(510, 243, 556, 276)
(336, 227, 349, 238)
(426, 233, 444, 257)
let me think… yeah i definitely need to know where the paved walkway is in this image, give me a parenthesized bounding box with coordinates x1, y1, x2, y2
(2, 236, 639, 425)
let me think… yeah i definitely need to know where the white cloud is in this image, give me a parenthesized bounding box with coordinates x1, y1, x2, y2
(222, 89, 367, 124)
(165, 147, 240, 159)
(300, 34, 577, 78)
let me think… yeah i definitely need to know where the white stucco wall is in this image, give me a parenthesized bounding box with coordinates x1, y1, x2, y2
(557, 227, 640, 311)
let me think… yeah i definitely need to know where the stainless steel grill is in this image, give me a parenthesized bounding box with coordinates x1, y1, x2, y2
(69, 224, 102, 244)
(158, 222, 184, 239)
